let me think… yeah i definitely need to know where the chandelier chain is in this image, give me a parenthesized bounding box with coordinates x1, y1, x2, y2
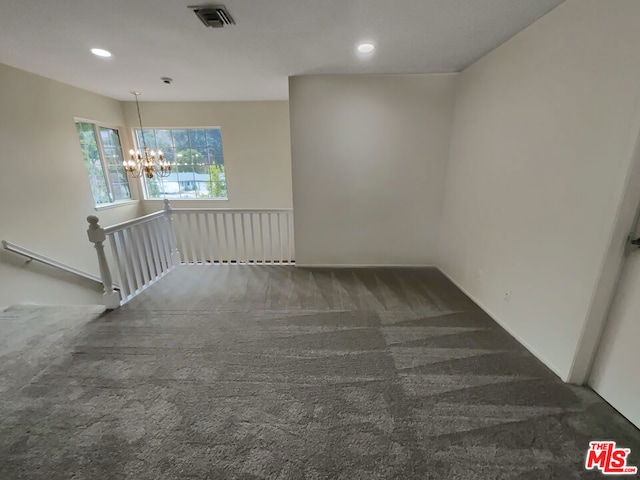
(133, 92, 148, 151)
(124, 91, 171, 179)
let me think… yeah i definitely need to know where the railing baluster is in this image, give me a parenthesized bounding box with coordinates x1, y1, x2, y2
(147, 221, 163, 278)
(131, 225, 150, 287)
(285, 212, 291, 264)
(222, 213, 230, 263)
(171, 214, 183, 261)
(147, 221, 164, 278)
(277, 212, 283, 264)
(163, 199, 181, 266)
(231, 213, 239, 263)
(259, 213, 265, 264)
(213, 213, 222, 263)
(114, 230, 134, 299)
(204, 213, 214, 265)
(107, 234, 128, 300)
(160, 215, 175, 267)
(240, 213, 248, 265)
(154, 219, 165, 273)
(140, 222, 157, 280)
(268, 213, 273, 264)
(175, 214, 189, 263)
(123, 227, 143, 293)
(250, 213, 256, 264)
(184, 213, 196, 264)
(195, 213, 205, 264)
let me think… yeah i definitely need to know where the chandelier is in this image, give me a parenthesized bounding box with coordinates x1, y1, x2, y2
(124, 91, 172, 179)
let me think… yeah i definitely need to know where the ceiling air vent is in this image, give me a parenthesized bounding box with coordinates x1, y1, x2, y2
(189, 4, 235, 28)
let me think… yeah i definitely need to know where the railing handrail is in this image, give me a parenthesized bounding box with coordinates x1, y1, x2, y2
(1, 239, 119, 290)
(170, 208, 293, 214)
(102, 208, 293, 234)
(103, 211, 165, 235)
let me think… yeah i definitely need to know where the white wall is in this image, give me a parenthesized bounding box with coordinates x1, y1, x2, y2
(120, 101, 292, 214)
(0, 63, 142, 307)
(438, 0, 640, 380)
(289, 74, 456, 266)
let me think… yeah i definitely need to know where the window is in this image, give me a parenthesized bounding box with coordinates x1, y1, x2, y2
(75, 121, 131, 206)
(134, 127, 227, 200)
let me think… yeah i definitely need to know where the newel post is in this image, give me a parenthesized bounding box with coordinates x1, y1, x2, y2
(87, 215, 120, 309)
(164, 199, 181, 266)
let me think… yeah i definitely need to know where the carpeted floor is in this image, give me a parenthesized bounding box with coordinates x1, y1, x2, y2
(1, 266, 639, 479)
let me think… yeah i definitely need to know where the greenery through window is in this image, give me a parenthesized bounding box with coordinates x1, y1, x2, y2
(76, 121, 131, 205)
(135, 128, 227, 199)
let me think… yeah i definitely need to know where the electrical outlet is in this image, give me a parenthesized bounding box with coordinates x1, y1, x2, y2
(503, 291, 512, 303)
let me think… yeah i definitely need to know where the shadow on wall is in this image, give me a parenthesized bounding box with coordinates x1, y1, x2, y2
(0, 249, 103, 307)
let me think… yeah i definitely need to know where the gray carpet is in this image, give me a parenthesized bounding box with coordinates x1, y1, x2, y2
(1, 266, 639, 479)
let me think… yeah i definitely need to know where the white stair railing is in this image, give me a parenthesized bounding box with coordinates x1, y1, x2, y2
(88, 200, 294, 308)
(170, 208, 294, 265)
(87, 202, 178, 308)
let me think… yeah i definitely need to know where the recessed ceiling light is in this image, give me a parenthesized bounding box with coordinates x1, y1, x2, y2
(357, 43, 375, 54)
(91, 48, 112, 58)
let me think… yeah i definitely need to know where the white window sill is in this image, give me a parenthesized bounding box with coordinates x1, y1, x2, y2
(94, 199, 140, 211)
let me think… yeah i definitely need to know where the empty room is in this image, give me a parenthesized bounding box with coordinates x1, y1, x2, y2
(1, 0, 639, 478)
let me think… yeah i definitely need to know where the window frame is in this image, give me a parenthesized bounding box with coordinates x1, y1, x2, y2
(131, 125, 228, 201)
(75, 117, 135, 209)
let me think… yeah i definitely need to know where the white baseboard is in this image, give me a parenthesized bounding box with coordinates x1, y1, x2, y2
(434, 265, 568, 382)
(294, 264, 439, 268)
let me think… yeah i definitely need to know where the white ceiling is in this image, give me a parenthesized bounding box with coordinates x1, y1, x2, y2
(0, 0, 565, 101)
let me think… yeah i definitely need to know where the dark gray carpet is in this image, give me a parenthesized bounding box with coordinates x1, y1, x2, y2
(1, 266, 639, 479)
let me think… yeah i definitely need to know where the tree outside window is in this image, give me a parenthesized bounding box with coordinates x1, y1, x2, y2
(76, 121, 131, 206)
(134, 127, 227, 200)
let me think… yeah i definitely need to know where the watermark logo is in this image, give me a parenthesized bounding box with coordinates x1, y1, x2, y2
(585, 441, 638, 475)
